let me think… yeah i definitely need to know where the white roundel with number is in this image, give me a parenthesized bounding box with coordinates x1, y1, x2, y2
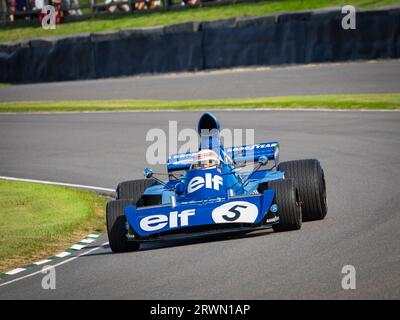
(211, 201, 258, 224)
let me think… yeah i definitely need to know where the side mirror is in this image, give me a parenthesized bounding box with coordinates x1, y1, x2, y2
(258, 156, 268, 166)
(175, 182, 185, 196)
(143, 167, 153, 179)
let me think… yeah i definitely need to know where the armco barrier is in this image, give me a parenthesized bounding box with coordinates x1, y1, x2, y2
(0, 7, 399, 84)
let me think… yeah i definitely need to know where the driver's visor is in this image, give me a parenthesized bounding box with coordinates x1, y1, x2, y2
(192, 159, 218, 169)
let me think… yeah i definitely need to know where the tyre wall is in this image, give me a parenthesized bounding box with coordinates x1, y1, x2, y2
(1, 7, 399, 84)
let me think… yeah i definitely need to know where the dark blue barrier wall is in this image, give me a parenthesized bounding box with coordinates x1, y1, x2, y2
(92, 23, 203, 78)
(0, 8, 399, 84)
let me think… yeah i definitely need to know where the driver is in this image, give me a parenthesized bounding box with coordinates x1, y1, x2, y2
(190, 149, 221, 170)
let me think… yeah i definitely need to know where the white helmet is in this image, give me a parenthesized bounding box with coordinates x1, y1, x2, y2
(191, 149, 221, 170)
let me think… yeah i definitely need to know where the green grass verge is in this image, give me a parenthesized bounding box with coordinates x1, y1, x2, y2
(0, 180, 106, 273)
(1, 94, 399, 112)
(1, 0, 399, 43)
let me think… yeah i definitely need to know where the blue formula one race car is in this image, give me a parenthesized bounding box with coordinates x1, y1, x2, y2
(106, 113, 327, 252)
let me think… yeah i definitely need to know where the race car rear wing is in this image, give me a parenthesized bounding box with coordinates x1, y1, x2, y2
(225, 142, 279, 165)
(167, 142, 280, 172)
(167, 152, 198, 172)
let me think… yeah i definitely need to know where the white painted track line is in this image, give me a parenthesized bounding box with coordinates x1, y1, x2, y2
(0, 242, 109, 288)
(70, 244, 87, 250)
(0, 176, 114, 192)
(80, 238, 95, 244)
(5, 268, 26, 276)
(55, 252, 71, 258)
(88, 233, 100, 238)
(33, 260, 52, 266)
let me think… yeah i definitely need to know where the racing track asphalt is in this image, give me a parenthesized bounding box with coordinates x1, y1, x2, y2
(0, 59, 399, 101)
(0, 110, 399, 299)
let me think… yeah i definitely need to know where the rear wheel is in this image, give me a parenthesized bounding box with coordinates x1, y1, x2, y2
(278, 159, 327, 221)
(106, 199, 140, 253)
(269, 179, 302, 232)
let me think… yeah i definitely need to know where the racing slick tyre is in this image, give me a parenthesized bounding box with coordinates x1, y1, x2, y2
(116, 179, 156, 202)
(106, 199, 140, 253)
(278, 159, 327, 221)
(269, 179, 302, 232)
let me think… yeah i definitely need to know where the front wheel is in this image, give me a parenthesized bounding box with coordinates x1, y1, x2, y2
(269, 179, 302, 232)
(278, 159, 327, 221)
(116, 179, 156, 201)
(106, 199, 140, 253)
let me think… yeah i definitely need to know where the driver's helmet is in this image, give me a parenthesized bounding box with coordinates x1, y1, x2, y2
(191, 149, 221, 170)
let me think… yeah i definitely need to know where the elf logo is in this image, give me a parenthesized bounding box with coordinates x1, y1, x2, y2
(140, 209, 195, 232)
(188, 174, 223, 194)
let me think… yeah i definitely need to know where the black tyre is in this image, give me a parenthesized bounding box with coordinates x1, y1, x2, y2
(106, 199, 140, 253)
(278, 159, 327, 221)
(269, 179, 302, 232)
(116, 179, 156, 202)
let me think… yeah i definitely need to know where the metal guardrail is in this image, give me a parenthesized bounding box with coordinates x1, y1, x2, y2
(0, 0, 256, 25)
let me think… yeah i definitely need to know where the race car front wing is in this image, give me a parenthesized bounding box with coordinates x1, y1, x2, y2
(124, 190, 278, 240)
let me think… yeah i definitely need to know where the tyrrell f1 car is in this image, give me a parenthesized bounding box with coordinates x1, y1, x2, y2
(106, 113, 327, 252)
